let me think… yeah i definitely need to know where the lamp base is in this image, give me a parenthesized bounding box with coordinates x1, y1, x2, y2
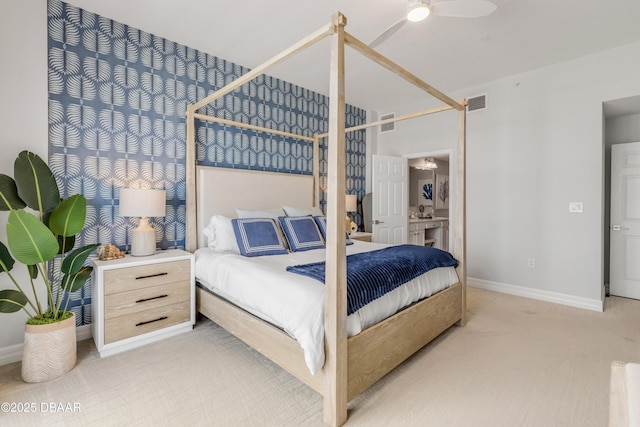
(130, 217, 157, 257)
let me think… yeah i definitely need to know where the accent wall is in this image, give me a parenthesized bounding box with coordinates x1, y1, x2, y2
(47, 0, 367, 325)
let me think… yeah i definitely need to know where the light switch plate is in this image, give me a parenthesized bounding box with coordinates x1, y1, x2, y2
(569, 202, 583, 213)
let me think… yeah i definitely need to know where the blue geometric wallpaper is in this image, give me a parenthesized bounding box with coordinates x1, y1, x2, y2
(47, 0, 367, 325)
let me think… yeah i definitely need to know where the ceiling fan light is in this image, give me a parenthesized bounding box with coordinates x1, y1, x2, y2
(407, 0, 431, 22)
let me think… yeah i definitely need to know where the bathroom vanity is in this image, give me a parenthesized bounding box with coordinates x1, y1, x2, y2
(408, 217, 449, 250)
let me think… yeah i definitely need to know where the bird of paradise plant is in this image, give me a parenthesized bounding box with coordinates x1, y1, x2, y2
(0, 151, 99, 324)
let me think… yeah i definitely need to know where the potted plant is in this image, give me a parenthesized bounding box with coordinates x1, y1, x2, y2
(0, 151, 98, 382)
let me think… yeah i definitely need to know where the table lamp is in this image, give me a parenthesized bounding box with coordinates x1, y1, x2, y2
(345, 194, 357, 234)
(119, 188, 166, 256)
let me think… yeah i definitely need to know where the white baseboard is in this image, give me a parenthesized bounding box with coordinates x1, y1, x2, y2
(0, 343, 23, 367)
(76, 324, 92, 341)
(468, 277, 604, 312)
(0, 324, 93, 367)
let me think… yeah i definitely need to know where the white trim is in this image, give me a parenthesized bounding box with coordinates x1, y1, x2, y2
(0, 324, 93, 366)
(76, 324, 92, 341)
(0, 343, 23, 366)
(468, 277, 605, 312)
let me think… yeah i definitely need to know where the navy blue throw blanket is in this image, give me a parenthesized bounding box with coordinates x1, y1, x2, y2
(286, 244, 458, 315)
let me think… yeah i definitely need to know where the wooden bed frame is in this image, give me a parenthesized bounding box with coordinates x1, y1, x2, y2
(185, 13, 467, 427)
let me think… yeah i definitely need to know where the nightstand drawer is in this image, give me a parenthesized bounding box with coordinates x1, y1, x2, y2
(104, 301, 191, 344)
(104, 281, 190, 320)
(104, 259, 191, 295)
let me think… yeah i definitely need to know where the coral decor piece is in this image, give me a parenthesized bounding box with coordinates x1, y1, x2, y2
(97, 244, 126, 261)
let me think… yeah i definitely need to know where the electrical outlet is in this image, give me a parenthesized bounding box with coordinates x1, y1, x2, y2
(528, 258, 535, 268)
(569, 202, 583, 213)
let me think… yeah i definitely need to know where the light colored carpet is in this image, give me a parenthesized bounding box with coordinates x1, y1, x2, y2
(1, 288, 639, 426)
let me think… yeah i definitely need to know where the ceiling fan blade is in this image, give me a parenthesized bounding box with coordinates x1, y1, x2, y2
(369, 17, 408, 48)
(432, 0, 497, 18)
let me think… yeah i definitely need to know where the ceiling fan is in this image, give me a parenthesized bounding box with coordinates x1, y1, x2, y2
(369, 0, 497, 48)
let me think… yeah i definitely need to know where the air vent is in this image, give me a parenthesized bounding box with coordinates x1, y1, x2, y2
(467, 94, 487, 112)
(379, 112, 395, 133)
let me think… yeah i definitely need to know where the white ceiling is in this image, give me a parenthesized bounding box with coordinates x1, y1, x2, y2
(65, 0, 640, 112)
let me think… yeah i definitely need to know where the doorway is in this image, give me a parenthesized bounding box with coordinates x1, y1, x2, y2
(368, 150, 454, 247)
(603, 95, 640, 297)
(407, 149, 454, 250)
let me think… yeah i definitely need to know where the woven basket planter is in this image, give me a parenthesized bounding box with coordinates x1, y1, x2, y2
(21, 313, 77, 383)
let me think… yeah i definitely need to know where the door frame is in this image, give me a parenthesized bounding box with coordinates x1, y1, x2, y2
(406, 148, 456, 252)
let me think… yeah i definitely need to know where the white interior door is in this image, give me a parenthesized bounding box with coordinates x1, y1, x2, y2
(371, 155, 408, 244)
(610, 142, 640, 299)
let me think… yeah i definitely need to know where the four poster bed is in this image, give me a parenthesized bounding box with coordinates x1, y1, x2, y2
(185, 13, 467, 427)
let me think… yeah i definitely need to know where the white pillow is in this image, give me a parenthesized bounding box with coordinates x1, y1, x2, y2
(282, 205, 324, 217)
(236, 207, 286, 219)
(203, 215, 240, 253)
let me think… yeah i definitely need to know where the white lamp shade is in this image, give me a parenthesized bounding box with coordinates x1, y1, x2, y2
(119, 188, 166, 218)
(345, 194, 357, 212)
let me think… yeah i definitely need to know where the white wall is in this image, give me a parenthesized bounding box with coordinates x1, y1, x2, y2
(0, 1, 49, 356)
(377, 41, 640, 310)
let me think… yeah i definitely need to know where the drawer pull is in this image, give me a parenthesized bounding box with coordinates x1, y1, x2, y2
(135, 294, 168, 304)
(135, 316, 168, 327)
(135, 272, 168, 280)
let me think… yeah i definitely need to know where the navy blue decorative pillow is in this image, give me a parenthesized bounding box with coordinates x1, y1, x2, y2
(313, 216, 353, 245)
(278, 216, 325, 252)
(231, 218, 289, 257)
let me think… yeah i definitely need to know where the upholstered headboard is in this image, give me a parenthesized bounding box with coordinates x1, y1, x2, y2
(196, 166, 315, 248)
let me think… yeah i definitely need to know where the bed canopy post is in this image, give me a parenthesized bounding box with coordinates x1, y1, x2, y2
(456, 98, 467, 325)
(186, 105, 197, 253)
(324, 12, 348, 427)
(313, 136, 321, 206)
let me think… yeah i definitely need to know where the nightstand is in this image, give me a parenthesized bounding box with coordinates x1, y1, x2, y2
(349, 231, 373, 242)
(91, 249, 195, 357)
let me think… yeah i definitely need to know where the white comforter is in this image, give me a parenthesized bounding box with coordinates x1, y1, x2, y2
(195, 241, 458, 374)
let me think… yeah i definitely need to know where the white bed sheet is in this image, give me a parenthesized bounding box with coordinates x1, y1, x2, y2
(195, 241, 459, 375)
